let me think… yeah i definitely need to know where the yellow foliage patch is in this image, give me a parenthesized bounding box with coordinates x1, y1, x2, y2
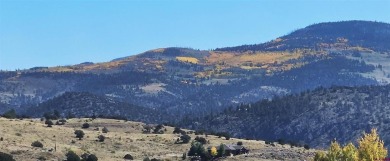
(176, 56, 199, 64)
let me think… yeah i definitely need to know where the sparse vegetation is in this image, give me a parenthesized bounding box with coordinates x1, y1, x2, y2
(31, 141, 44, 148)
(0, 118, 315, 161)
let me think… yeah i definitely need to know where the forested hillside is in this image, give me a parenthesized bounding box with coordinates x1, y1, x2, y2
(26, 92, 169, 123)
(187, 85, 390, 149)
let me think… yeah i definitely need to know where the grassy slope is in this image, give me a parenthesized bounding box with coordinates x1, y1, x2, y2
(0, 118, 314, 161)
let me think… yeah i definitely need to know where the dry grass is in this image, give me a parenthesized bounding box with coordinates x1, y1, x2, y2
(0, 118, 315, 161)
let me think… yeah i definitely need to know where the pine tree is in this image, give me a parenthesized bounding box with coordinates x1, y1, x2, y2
(217, 144, 225, 157)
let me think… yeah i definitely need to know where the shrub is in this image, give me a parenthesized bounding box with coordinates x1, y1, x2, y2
(143, 157, 150, 161)
(98, 135, 105, 142)
(173, 127, 182, 134)
(123, 154, 133, 160)
(102, 127, 109, 133)
(37, 156, 46, 161)
(194, 136, 207, 144)
(56, 119, 66, 125)
(237, 141, 243, 146)
(82, 123, 90, 129)
(74, 130, 85, 140)
(66, 151, 80, 161)
(153, 124, 164, 134)
(277, 138, 285, 145)
(304, 144, 310, 150)
(216, 132, 230, 140)
(194, 130, 205, 135)
(31, 141, 44, 148)
(180, 134, 191, 144)
(85, 154, 98, 161)
(142, 125, 152, 133)
(0, 137, 3, 141)
(45, 120, 53, 127)
(0, 152, 15, 161)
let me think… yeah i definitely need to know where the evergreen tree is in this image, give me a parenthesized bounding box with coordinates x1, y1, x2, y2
(66, 151, 80, 161)
(217, 144, 225, 157)
(2, 109, 16, 119)
(74, 130, 85, 140)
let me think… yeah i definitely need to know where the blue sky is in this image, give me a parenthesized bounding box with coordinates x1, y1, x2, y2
(0, 0, 389, 70)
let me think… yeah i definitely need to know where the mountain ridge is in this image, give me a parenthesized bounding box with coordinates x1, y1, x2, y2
(1, 20, 389, 124)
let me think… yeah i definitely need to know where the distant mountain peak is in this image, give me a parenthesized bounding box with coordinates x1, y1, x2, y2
(216, 20, 390, 52)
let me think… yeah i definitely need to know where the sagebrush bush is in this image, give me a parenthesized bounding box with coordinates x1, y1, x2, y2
(82, 123, 90, 129)
(31, 141, 44, 148)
